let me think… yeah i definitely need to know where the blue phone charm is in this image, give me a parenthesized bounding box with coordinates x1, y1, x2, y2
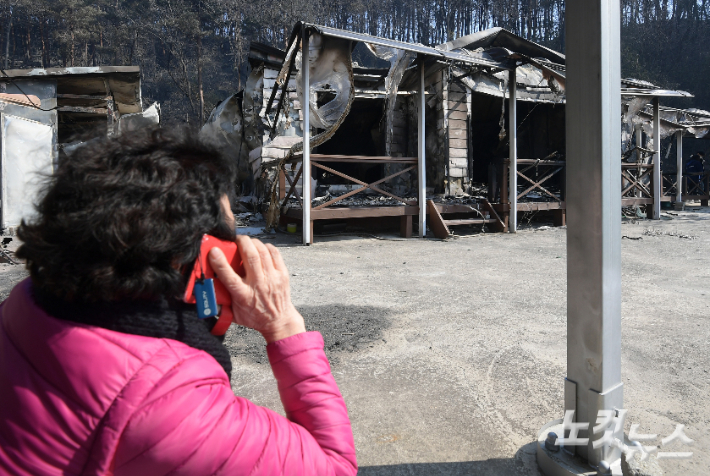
(194, 279, 218, 319)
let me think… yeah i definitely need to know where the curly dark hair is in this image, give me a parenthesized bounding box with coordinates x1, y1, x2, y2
(17, 127, 236, 302)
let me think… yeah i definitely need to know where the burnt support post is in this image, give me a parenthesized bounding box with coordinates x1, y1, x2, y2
(301, 27, 312, 245)
(418, 61, 427, 238)
(635, 125, 643, 197)
(652, 97, 661, 219)
(676, 130, 683, 205)
(508, 68, 518, 232)
(538, 1, 624, 474)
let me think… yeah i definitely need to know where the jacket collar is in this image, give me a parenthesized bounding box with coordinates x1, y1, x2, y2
(30, 282, 232, 378)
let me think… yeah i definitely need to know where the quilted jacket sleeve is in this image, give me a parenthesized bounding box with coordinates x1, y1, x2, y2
(112, 332, 356, 476)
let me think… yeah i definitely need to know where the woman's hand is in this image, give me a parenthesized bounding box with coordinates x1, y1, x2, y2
(208, 236, 305, 343)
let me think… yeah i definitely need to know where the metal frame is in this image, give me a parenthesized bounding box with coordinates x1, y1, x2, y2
(307, 23, 505, 69)
(676, 130, 683, 205)
(652, 98, 661, 219)
(539, 1, 624, 474)
(418, 63, 427, 238)
(302, 26, 312, 245)
(295, 25, 437, 244)
(508, 68, 518, 233)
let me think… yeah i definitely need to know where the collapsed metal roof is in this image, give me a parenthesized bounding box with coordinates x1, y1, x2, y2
(437, 27, 566, 65)
(654, 105, 710, 138)
(300, 22, 511, 70)
(0, 66, 143, 115)
(620, 78, 693, 98)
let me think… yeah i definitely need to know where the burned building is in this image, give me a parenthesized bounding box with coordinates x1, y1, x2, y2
(0, 66, 158, 233)
(230, 23, 515, 242)
(204, 23, 704, 242)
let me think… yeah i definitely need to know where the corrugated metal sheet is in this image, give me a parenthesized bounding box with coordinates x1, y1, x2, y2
(621, 88, 693, 98)
(438, 27, 566, 65)
(304, 23, 510, 70)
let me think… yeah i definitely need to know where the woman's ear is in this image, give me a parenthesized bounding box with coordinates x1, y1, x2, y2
(220, 194, 235, 230)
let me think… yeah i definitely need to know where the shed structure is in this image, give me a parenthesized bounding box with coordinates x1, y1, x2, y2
(0, 67, 157, 233)
(651, 106, 710, 207)
(246, 23, 512, 243)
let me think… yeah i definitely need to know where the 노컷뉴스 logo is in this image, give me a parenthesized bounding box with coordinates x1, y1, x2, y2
(555, 410, 693, 460)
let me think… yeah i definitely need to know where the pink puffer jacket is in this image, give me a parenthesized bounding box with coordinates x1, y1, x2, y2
(0, 279, 357, 475)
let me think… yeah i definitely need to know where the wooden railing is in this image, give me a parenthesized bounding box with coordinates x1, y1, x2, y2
(660, 171, 709, 206)
(683, 171, 710, 205)
(495, 158, 567, 228)
(620, 162, 654, 206)
(515, 158, 566, 204)
(279, 154, 420, 242)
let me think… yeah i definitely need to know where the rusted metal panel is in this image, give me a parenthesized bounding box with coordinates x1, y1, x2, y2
(0, 79, 57, 109)
(0, 93, 41, 108)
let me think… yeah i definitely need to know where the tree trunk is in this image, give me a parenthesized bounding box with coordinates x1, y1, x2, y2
(26, 22, 30, 64)
(4, 6, 11, 70)
(181, 57, 195, 116)
(197, 0, 204, 125)
(39, 17, 47, 67)
(197, 33, 204, 125)
(129, 29, 137, 64)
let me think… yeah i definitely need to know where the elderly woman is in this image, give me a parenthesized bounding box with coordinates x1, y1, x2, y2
(0, 129, 356, 475)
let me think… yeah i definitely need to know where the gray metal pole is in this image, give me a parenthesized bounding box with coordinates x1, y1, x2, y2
(508, 68, 518, 233)
(564, 0, 623, 469)
(652, 98, 661, 219)
(418, 61, 427, 238)
(676, 130, 683, 205)
(302, 29, 311, 245)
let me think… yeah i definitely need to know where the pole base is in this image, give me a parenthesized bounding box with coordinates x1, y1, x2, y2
(537, 420, 622, 476)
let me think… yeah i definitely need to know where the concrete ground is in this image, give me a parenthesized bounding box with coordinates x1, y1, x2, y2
(1, 205, 708, 476)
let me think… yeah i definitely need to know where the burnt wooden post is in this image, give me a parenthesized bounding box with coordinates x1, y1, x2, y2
(501, 159, 509, 231)
(635, 124, 643, 198)
(279, 168, 286, 200)
(676, 130, 683, 205)
(538, 1, 624, 474)
(106, 97, 116, 137)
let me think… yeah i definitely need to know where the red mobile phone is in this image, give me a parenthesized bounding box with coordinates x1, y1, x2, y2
(184, 235, 244, 336)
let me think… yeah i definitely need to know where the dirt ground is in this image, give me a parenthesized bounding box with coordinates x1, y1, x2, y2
(2, 205, 708, 476)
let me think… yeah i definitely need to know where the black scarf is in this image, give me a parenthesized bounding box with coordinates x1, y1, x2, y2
(31, 285, 232, 379)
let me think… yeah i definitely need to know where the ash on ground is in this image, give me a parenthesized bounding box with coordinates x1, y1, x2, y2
(223, 304, 391, 366)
